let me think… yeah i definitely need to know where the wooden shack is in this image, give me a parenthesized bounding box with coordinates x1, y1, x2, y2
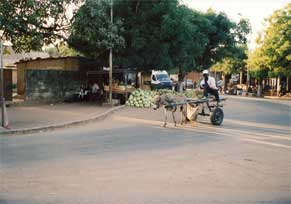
(16, 56, 97, 102)
(0, 68, 13, 101)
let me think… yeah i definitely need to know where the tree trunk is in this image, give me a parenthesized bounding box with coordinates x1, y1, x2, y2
(224, 74, 230, 93)
(246, 70, 250, 95)
(287, 76, 290, 92)
(178, 67, 184, 92)
(277, 77, 280, 96)
(257, 78, 262, 97)
(135, 0, 140, 14)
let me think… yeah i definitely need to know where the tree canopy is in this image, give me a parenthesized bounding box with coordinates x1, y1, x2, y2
(210, 43, 249, 75)
(68, 0, 125, 59)
(248, 3, 291, 79)
(209, 16, 251, 76)
(0, 0, 80, 52)
(44, 43, 82, 57)
(1, 0, 251, 73)
(68, 0, 250, 72)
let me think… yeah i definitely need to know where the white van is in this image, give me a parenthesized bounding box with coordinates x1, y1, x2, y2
(151, 70, 173, 89)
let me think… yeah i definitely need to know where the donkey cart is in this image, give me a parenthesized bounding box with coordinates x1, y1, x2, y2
(184, 97, 227, 126)
(153, 94, 227, 127)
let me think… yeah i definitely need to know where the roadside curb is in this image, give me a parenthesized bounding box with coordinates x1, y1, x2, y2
(226, 95, 291, 106)
(0, 105, 125, 136)
(264, 96, 291, 100)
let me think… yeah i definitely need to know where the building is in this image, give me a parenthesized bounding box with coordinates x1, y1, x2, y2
(0, 68, 13, 101)
(16, 56, 97, 102)
(184, 72, 202, 83)
(2, 47, 50, 101)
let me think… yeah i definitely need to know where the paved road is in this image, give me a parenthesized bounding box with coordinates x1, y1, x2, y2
(0, 98, 290, 204)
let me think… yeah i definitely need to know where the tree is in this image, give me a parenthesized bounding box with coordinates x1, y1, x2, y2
(161, 5, 208, 74)
(247, 48, 269, 80)
(69, 0, 250, 74)
(247, 48, 269, 96)
(195, 11, 235, 70)
(211, 44, 248, 74)
(247, 3, 291, 95)
(58, 43, 83, 57)
(68, 0, 125, 62)
(44, 43, 82, 57)
(0, 0, 80, 52)
(208, 16, 250, 83)
(113, 0, 181, 70)
(248, 4, 291, 78)
(260, 3, 291, 78)
(209, 16, 250, 94)
(114, 3, 248, 72)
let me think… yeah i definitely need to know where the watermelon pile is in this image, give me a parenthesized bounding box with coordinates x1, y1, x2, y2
(184, 89, 204, 98)
(126, 89, 154, 108)
(126, 88, 203, 108)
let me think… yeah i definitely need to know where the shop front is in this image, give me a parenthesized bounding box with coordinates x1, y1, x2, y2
(86, 68, 137, 104)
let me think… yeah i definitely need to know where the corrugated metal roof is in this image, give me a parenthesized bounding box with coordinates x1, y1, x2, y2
(3, 47, 50, 67)
(15, 56, 91, 64)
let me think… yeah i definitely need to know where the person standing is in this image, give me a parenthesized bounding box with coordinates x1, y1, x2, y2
(92, 83, 99, 94)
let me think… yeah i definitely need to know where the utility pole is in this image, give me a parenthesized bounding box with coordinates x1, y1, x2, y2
(109, 0, 113, 105)
(0, 40, 6, 127)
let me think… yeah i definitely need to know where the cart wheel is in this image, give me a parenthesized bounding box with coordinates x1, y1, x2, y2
(210, 107, 224, 125)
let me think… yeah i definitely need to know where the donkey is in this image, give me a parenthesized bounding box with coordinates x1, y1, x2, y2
(153, 94, 187, 127)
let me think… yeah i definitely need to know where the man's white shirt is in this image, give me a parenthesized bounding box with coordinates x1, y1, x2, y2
(92, 83, 99, 93)
(200, 76, 218, 90)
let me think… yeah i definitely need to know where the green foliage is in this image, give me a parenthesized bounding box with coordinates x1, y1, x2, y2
(58, 43, 83, 57)
(68, 0, 250, 72)
(1, 0, 251, 71)
(210, 17, 251, 75)
(211, 58, 240, 75)
(247, 48, 269, 80)
(196, 11, 250, 70)
(44, 44, 82, 57)
(44, 47, 59, 57)
(0, 0, 80, 52)
(234, 18, 252, 45)
(68, 0, 125, 60)
(160, 5, 208, 72)
(211, 45, 248, 75)
(263, 4, 291, 73)
(3, 45, 10, 55)
(248, 3, 291, 78)
(113, 0, 180, 69)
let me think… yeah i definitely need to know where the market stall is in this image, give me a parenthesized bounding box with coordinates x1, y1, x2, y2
(86, 68, 137, 104)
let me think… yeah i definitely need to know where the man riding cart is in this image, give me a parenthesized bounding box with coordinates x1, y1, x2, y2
(200, 69, 220, 103)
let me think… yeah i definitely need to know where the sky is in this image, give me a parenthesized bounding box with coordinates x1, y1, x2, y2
(181, 0, 291, 49)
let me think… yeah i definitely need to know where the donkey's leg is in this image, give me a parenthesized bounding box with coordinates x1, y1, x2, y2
(172, 111, 177, 126)
(180, 106, 185, 125)
(183, 105, 188, 124)
(180, 105, 187, 125)
(163, 108, 168, 127)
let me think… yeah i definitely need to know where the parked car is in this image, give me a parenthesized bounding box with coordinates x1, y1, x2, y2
(151, 70, 173, 89)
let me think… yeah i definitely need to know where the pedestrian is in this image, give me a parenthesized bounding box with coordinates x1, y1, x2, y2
(78, 84, 85, 100)
(92, 83, 99, 94)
